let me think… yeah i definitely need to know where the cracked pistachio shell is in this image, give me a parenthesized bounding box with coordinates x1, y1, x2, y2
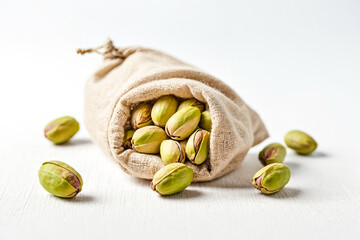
(131, 103, 153, 130)
(185, 129, 210, 165)
(123, 130, 135, 149)
(151, 95, 178, 127)
(44, 116, 79, 144)
(284, 130, 317, 155)
(165, 106, 201, 140)
(258, 143, 286, 166)
(199, 111, 212, 132)
(38, 161, 83, 198)
(150, 163, 193, 195)
(252, 163, 290, 194)
(160, 140, 185, 165)
(177, 99, 205, 112)
(131, 126, 167, 154)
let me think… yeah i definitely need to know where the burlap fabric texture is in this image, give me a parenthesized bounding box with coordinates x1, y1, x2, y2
(78, 39, 269, 182)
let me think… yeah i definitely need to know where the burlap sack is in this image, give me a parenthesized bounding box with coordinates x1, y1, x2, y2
(78, 39, 269, 182)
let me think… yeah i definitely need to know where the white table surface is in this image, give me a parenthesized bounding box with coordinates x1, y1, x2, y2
(1, 1, 359, 239)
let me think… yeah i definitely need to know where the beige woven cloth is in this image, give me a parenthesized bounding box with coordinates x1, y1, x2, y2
(79, 39, 269, 182)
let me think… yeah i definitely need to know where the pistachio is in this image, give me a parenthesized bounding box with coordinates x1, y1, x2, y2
(179, 140, 188, 153)
(160, 140, 185, 165)
(151, 95, 178, 127)
(131, 103, 153, 130)
(177, 99, 205, 112)
(123, 130, 135, 149)
(179, 140, 188, 161)
(284, 130, 317, 155)
(199, 110, 212, 132)
(185, 129, 210, 165)
(150, 163, 193, 195)
(252, 163, 290, 194)
(44, 116, 80, 144)
(38, 161, 83, 198)
(258, 143, 286, 166)
(165, 106, 201, 140)
(131, 126, 168, 154)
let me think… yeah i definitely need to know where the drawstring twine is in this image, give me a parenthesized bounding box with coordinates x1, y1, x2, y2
(76, 38, 136, 59)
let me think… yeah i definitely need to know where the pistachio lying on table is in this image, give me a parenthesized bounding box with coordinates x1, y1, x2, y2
(284, 130, 317, 155)
(44, 116, 80, 144)
(150, 163, 193, 195)
(38, 161, 83, 198)
(252, 163, 290, 194)
(258, 143, 286, 166)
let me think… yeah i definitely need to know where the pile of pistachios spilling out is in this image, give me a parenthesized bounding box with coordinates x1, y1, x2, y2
(39, 104, 318, 198)
(252, 130, 317, 194)
(123, 96, 212, 195)
(125, 96, 211, 160)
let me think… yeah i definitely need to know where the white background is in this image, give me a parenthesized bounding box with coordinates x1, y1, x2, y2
(1, 0, 359, 239)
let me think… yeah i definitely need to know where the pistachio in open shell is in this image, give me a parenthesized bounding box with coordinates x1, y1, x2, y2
(185, 129, 210, 165)
(258, 143, 286, 166)
(131, 103, 153, 130)
(252, 163, 290, 194)
(160, 140, 186, 165)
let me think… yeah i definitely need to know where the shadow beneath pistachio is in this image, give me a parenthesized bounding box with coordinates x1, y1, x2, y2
(262, 187, 302, 199)
(288, 151, 328, 158)
(160, 189, 204, 200)
(195, 152, 262, 189)
(308, 151, 328, 158)
(60, 138, 93, 147)
(51, 194, 97, 203)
